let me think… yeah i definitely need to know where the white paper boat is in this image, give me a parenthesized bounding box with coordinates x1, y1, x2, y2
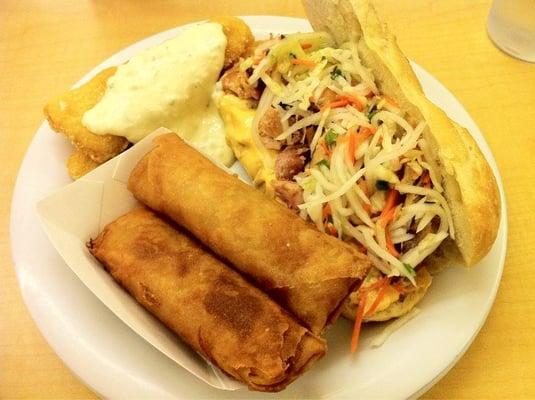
(36, 128, 244, 391)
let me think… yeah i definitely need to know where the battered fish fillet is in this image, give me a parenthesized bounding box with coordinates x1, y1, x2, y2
(44, 67, 130, 165)
(45, 18, 252, 179)
(66, 150, 99, 180)
(212, 16, 255, 68)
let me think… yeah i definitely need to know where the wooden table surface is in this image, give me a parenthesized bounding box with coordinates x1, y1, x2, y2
(1, 0, 534, 398)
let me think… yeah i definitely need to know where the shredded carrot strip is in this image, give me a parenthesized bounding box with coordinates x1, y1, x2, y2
(391, 281, 406, 294)
(384, 95, 399, 108)
(351, 292, 367, 353)
(336, 94, 364, 111)
(322, 99, 350, 111)
(322, 203, 332, 220)
(362, 277, 389, 293)
(300, 42, 313, 49)
(346, 127, 376, 166)
(364, 277, 392, 317)
(386, 230, 400, 257)
(350, 276, 395, 352)
(326, 223, 337, 236)
(376, 188, 401, 256)
(291, 58, 316, 67)
(378, 189, 399, 224)
(362, 126, 377, 135)
(377, 206, 396, 228)
(320, 139, 332, 158)
(355, 128, 375, 148)
(337, 134, 348, 145)
(358, 180, 369, 196)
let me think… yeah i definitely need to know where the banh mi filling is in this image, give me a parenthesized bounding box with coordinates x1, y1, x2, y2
(220, 33, 454, 324)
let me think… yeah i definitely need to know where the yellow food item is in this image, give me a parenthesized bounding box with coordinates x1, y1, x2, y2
(82, 22, 235, 166)
(66, 150, 100, 180)
(45, 17, 254, 178)
(217, 94, 277, 195)
(211, 16, 255, 68)
(217, 0, 499, 326)
(127, 133, 371, 335)
(44, 67, 129, 165)
(89, 207, 326, 392)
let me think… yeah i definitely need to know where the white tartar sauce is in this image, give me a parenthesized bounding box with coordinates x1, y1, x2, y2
(82, 22, 235, 166)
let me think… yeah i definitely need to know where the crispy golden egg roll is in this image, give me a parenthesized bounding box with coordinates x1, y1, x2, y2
(88, 207, 326, 392)
(128, 133, 370, 334)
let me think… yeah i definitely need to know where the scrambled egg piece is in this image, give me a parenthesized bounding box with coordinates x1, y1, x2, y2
(217, 94, 277, 195)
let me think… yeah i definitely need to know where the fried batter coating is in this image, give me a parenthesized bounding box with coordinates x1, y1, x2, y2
(211, 16, 254, 68)
(44, 67, 129, 164)
(46, 18, 251, 177)
(66, 150, 100, 180)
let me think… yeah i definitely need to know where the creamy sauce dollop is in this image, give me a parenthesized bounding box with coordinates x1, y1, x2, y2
(82, 22, 235, 166)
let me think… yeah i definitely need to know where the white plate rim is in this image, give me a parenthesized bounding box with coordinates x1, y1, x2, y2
(10, 16, 508, 399)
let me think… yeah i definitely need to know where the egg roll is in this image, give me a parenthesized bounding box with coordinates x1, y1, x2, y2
(88, 207, 326, 392)
(128, 133, 370, 334)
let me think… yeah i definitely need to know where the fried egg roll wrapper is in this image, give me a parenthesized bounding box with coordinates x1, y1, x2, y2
(89, 207, 326, 392)
(128, 133, 371, 334)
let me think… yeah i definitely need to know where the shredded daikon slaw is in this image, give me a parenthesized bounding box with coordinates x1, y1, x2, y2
(241, 32, 454, 286)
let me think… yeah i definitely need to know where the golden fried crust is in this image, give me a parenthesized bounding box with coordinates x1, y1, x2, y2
(44, 67, 129, 164)
(302, 0, 500, 266)
(211, 16, 255, 68)
(89, 207, 326, 392)
(66, 150, 99, 180)
(128, 133, 370, 334)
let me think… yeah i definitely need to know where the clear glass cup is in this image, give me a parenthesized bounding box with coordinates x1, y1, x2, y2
(487, 0, 535, 63)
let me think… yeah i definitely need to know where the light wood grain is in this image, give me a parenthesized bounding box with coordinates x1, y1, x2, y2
(1, 0, 534, 398)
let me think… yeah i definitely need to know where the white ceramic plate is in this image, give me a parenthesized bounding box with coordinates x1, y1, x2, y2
(11, 16, 507, 399)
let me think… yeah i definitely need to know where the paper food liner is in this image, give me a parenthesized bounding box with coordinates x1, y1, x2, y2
(36, 128, 244, 391)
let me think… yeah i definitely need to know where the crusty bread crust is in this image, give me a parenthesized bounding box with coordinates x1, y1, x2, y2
(302, 0, 500, 267)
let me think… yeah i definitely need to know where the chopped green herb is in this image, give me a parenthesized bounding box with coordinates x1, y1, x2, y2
(316, 159, 330, 169)
(324, 129, 338, 146)
(321, 55, 327, 61)
(367, 106, 378, 121)
(289, 52, 297, 59)
(403, 263, 416, 277)
(330, 66, 342, 80)
(299, 176, 316, 192)
(375, 180, 390, 191)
